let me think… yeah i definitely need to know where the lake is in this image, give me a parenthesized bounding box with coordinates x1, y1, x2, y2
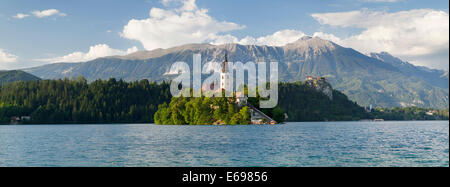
(0, 121, 448, 167)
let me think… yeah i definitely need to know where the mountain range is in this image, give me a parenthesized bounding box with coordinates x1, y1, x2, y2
(23, 36, 449, 109)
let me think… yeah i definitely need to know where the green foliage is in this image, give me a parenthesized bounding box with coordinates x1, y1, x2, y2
(371, 107, 449, 120)
(1, 78, 445, 125)
(0, 70, 41, 85)
(275, 81, 370, 122)
(154, 96, 250, 125)
(239, 106, 251, 124)
(0, 77, 171, 124)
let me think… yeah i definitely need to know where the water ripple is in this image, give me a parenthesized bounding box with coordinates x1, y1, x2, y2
(0, 121, 448, 167)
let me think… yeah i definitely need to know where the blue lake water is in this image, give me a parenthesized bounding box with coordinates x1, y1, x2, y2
(0, 121, 448, 167)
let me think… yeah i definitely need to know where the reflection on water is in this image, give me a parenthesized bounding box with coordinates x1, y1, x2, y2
(0, 121, 448, 167)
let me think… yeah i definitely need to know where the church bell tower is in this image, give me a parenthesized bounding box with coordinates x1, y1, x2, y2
(220, 53, 229, 90)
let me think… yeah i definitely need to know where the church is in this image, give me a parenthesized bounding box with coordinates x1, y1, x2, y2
(220, 53, 231, 91)
(204, 52, 278, 125)
(219, 53, 247, 107)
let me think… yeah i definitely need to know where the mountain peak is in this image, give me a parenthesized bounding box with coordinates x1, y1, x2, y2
(370, 52, 408, 66)
(284, 36, 339, 53)
(297, 36, 313, 41)
(289, 36, 331, 44)
(370, 51, 395, 60)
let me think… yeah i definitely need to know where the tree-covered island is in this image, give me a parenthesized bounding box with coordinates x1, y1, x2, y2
(154, 90, 285, 125)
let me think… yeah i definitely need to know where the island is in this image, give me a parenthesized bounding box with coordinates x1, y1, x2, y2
(154, 91, 284, 125)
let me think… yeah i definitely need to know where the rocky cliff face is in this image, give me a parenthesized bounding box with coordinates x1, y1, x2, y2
(305, 77, 333, 100)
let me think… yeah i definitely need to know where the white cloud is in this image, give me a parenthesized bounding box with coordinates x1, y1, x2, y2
(38, 44, 138, 63)
(312, 9, 449, 69)
(123, 0, 307, 49)
(120, 1, 448, 69)
(211, 30, 341, 47)
(0, 49, 19, 69)
(31, 9, 66, 18)
(121, 0, 244, 50)
(0, 49, 18, 63)
(312, 32, 343, 44)
(237, 30, 307, 46)
(208, 34, 240, 45)
(13, 13, 30, 19)
(13, 9, 67, 19)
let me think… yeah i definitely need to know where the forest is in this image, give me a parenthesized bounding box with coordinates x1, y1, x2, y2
(371, 107, 449, 121)
(154, 96, 251, 125)
(0, 78, 447, 124)
(0, 77, 171, 124)
(154, 89, 286, 125)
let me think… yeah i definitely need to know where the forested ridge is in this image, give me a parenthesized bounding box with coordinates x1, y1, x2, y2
(0, 70, 41, 85)
(277, 82, 370, 121)
(0, 77, 171, 124)
(371, 107, 449, 121)
(0, 78, 447, 124)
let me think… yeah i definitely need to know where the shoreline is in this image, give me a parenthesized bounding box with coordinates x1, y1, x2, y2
(1, 120, 449, 126)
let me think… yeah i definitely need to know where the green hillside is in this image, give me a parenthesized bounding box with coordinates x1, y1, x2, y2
(0, 78, 171, 124)
(0, 77, 367, 124)
(0, 70, 41, 85)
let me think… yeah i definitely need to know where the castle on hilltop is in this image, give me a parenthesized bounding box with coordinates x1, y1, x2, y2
(305, 76, 333, 100)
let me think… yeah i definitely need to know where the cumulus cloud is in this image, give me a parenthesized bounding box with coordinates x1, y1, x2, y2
(121, 0, 245, 50)
(122, 0, 311, 49)
(120, 1, 448, 69)
(237, 30, 307, 46)
(0, 49, 19, 69)
(13, 13, 30, 19)
(38, 44, 138, 63)
(312, 9, 449, 69)
(0, 49, 18, 63)
(312, 32, 343, 44)
(31, 9, 67, 18)
(210, 30, 341, 47)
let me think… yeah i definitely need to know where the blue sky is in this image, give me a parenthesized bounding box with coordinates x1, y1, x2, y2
(0, 0, 448, 70)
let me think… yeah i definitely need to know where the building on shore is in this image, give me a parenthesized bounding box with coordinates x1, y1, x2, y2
(10, 116, 31, 124)
(248, 104, 277, 125)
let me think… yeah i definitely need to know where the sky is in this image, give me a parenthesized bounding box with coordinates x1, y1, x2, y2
(0, 0, 448, 70)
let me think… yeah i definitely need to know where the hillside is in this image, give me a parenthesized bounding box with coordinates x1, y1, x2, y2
(369, 52, 448, 89)
(0, 78, 366, 124)
(277, 81, 369, 121)
(0, 78, 171, 124)
(0, 70, 41, 85)
(23, 37, 449, 109)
